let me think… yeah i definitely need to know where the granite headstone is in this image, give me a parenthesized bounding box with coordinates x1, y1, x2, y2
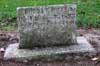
(17, 4, 77, 49)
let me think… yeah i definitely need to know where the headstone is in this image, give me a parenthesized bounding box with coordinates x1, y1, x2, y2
(4, 4, 95, 61)
(17, 4, 77, 49)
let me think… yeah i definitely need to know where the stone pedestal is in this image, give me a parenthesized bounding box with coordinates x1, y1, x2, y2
(4, 37, 95, 60)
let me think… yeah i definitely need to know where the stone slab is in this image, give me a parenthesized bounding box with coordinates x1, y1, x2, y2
(17, 4, 77, 48)
(4, 37, 96, 60)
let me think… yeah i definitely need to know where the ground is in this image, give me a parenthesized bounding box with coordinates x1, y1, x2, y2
(0, 0, 100, 66)
(0, 28, 100, 66)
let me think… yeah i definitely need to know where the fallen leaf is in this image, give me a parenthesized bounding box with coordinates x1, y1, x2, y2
(91, 57, 98, 61)
(0, 48, 5, 52)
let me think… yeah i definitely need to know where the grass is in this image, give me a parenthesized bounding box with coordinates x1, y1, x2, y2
(0, 0, 100, 30)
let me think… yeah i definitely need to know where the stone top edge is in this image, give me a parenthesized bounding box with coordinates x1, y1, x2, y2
(17, 4, 76, 10)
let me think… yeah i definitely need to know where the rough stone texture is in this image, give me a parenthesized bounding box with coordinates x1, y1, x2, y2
(4, 37, 96, 60)
(17, 4, 77, 48)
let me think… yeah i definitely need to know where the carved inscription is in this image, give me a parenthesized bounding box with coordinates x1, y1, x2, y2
(17, 4, 77, 48)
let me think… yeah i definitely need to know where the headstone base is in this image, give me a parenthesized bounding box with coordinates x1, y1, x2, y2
(4, 37, 96, 61)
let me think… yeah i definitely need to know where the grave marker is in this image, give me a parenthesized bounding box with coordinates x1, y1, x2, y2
(17, 4, 77, 48)
(4, 4, 95, 61)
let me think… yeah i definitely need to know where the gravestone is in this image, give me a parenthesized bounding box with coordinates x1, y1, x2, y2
(17, 4, 77, 49)
(4, 4, 95, 61)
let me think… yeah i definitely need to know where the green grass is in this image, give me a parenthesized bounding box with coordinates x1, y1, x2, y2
(0, 0, 75, 19)
(0, 0, 100, 30)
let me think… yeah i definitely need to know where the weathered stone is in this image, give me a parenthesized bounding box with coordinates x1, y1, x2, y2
(17, 4, 77, 48)
(4, 37, 96, 61)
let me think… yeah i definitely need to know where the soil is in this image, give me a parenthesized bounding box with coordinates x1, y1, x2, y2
(0, 28, 100, 66)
